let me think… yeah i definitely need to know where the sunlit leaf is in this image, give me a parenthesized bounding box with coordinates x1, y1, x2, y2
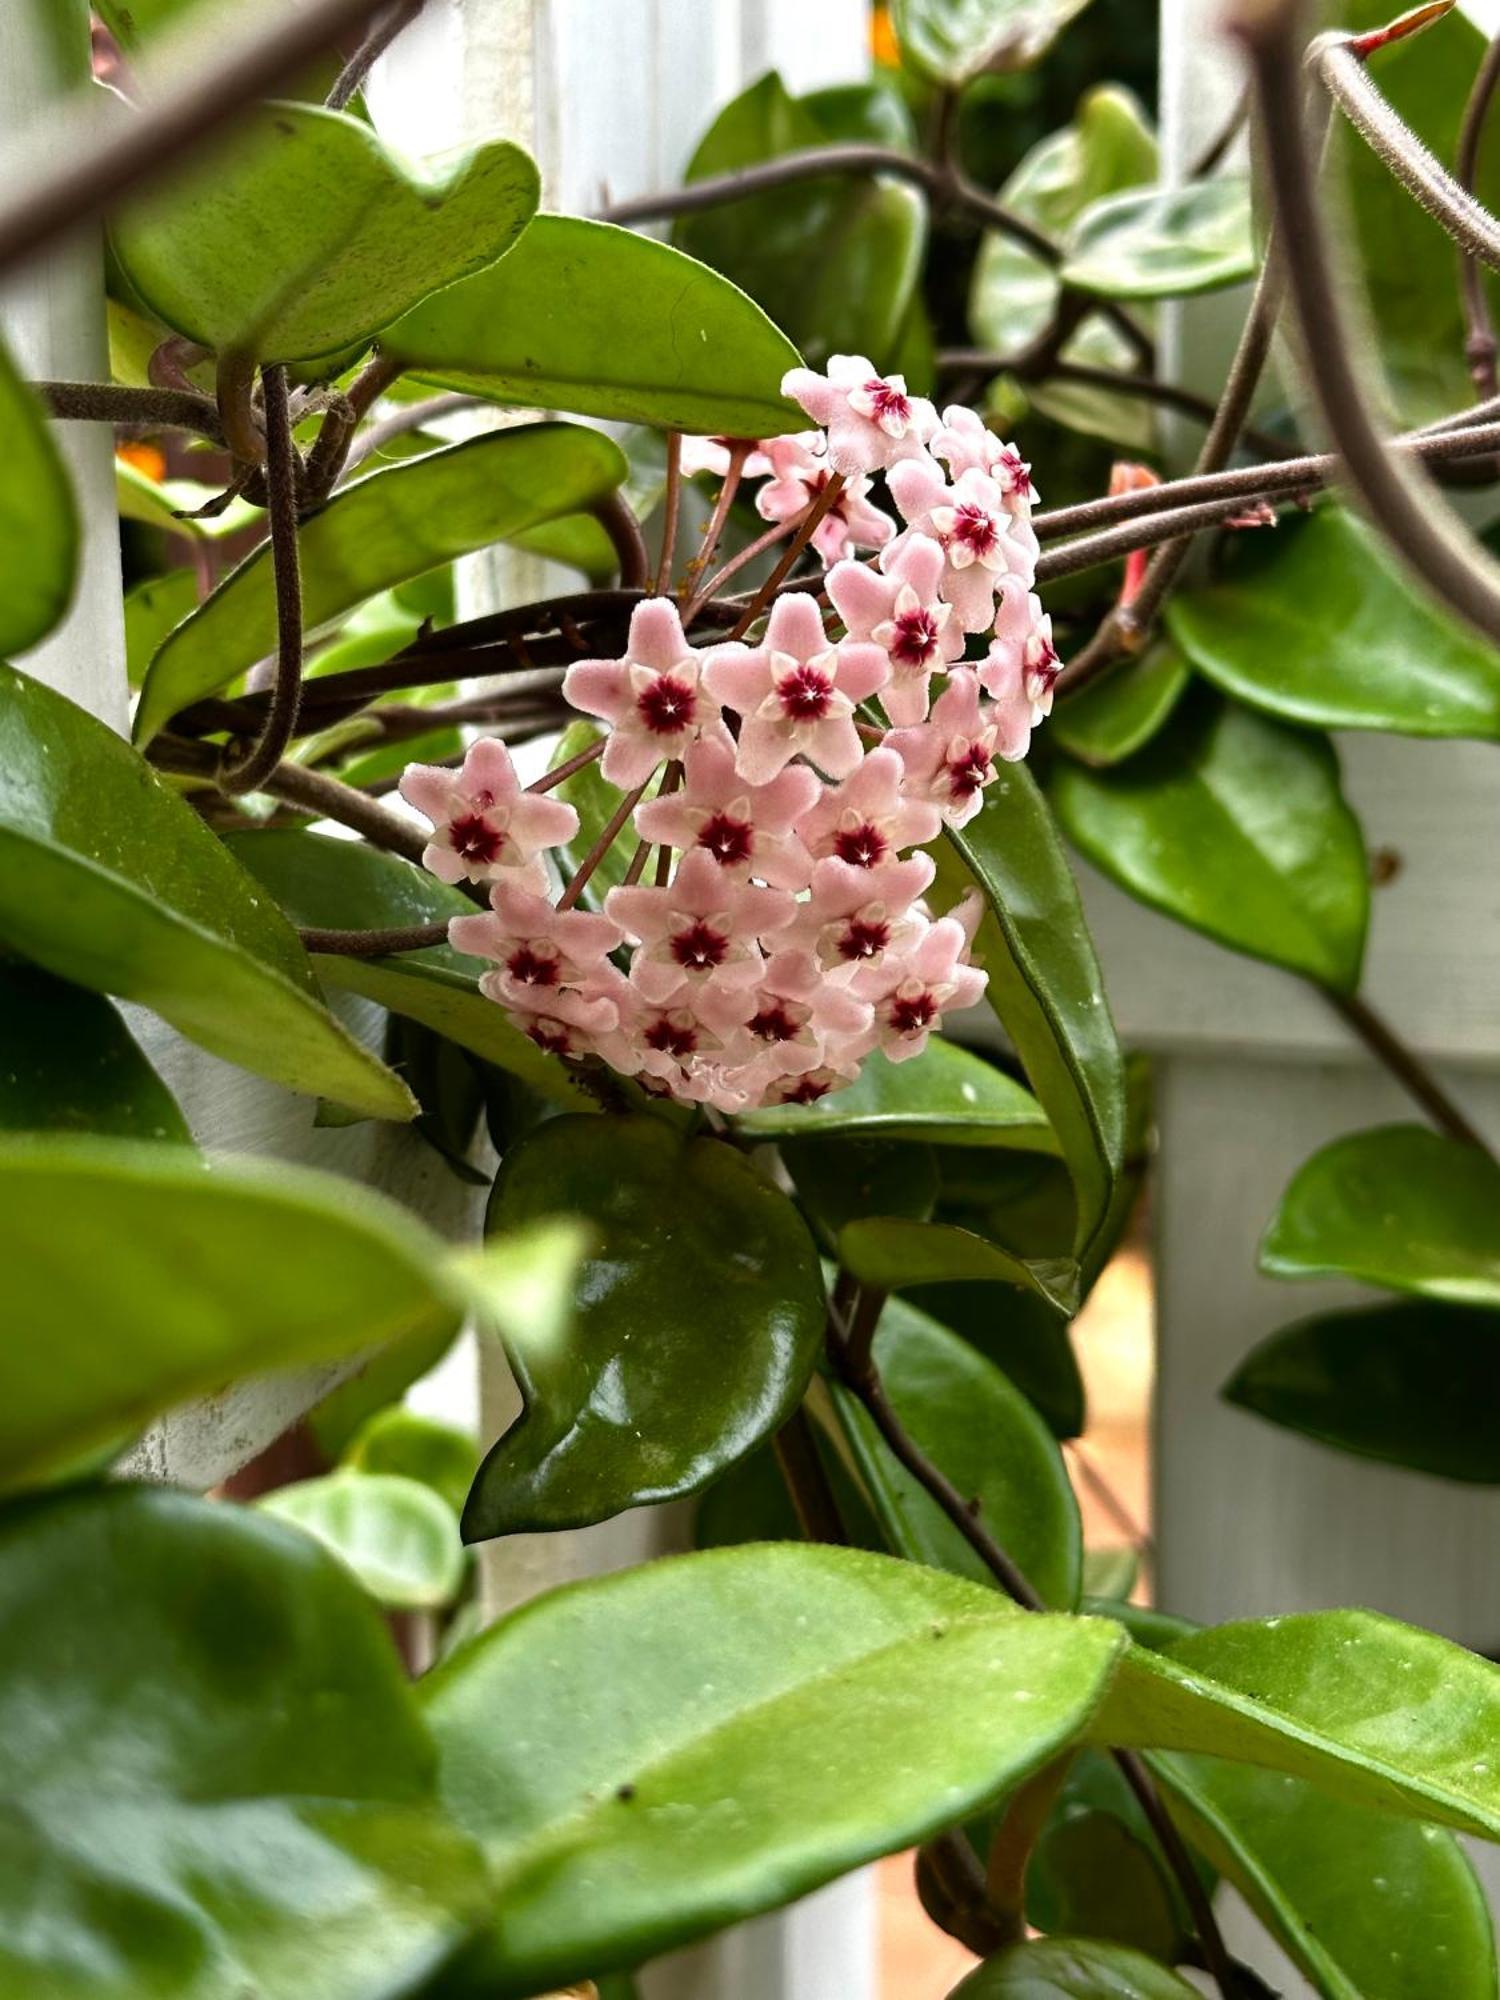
(261, 1472, 466, 1610)
(1062, 178, 1255, 300)
(894, 0, 1101, 82)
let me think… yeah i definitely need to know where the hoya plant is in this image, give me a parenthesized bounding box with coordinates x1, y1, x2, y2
(4, 0, 1500, 1994)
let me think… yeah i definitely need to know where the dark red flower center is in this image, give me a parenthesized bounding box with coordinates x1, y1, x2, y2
(803, 469, 849, 522)
(644, 1016, 697, 1059)
(862, 377, 910, 424)
(838, 916, 890, 961)
(947, 744, 994, 797)
(506, 944, 559, 986)
(525, 1019, 572, 1055)
(749, 1002, 800, 1042)
(450, 812, 505, 865)
(636, 674, 696, 735)
(889, 989, 938, 1035)
(782, 1074, 833, 1104)
(670, 920, 728, 971)
(832, 821, 888, 868)
(950, 504, 999, 559)
(1027, 640, 1061, 697)
(698, 812, 754, 865)
(777, 663, 834, 721)
(890, 608, 940, 668)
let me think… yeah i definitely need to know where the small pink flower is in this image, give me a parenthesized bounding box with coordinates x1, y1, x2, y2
(886, 459, 1034, 633)
(788, 852, 936, 984)
(633, 725, 818, 888)
(801, 746, 943, 869)
(1023, 615, 1063, 719)
(886, 669, 1026, 826)
(606, 848, 795, 1005)
(930, 406, 1037, 507)
(702, 594, 888, 784)
(594, 983, 752, 1086)
(826, 534, 962, 724)
(449, 883, 621, 987)
(400, 738, 577, 889)
(740, 949, 874, 1076)
(678, 435, 771, 480)
(755, 433, 895, 565)
(781, 354, 938, 477)
(864, 908, 987, 1062)
(486, 974, 622, 1058)
(761, 1062, 861, 1106)
(563, 598, 720, 789)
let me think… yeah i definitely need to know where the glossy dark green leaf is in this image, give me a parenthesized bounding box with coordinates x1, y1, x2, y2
(344, 1408, 481, 1516)
(261, 1472, 466, 1611)
(909, 1280, 1085, 1437)
(0, 963, 188, 1142)
(952, 1938, 1200, 1997)
(692, 1430, 883, 1551)
(941, 762, 1127, 1264)
(0, 1483, 485, 1998)
(1028, 1811, 1183, 1961)
(0, 335, 77, 656)
(832, 1294, 1081, 1607)
(1050, 644, 1190, 768)
(934, 1145, 1077, 1260)
(1259, 1124, 1500, 1306)
(1226, 1299, 1500, 1482)
(1063, 179, 1254, 300)
(841, 1214, 1079, 1313)
(674, 74, 925, 370)
(738, 1039, 1056, 1150)
(466, 1114, 825, 1537)
(0, 666, 412, 1119)
(894, 0, 1100, 81)
(385, 215, 803, 437)
(1167, 509, 1500, 739)
(1094, 1609, 1500, 1838)
(1050, 688, 1369, 992)
(226, 831, 593, 1108)
(112, 103, 538, 362)
(123, 570, 198, 687)
(1153, 1754, 1496, 2000)
(136, 424, 625, 744)
(424, 1544, 1126, 1994)
(783, 1136, 940, 1245)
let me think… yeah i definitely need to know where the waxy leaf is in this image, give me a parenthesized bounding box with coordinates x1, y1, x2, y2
(1050, 643, 1190, 768)
(227, 832, 593, 1108)
(112, 103, 538, 362)
(0, 666, 412, 1119)
(261, 1472, 466, 1611)
(0, 1484, 484, 1999)
(832, 1295, 1081, 1607)
(136, 424, 626, 743)
(942, 763, 1127, 1264)
(466, 1114, 825, 1538)
(344, 1408, 481, 1516)
(894, 0, 1100, 82)
(1226, 1299, 1500, 1482)
(385, 215, 803, 438)
(1153, 1755, 1496, 2000)
(0, 963, 188, 1142)
(425, 1544, 1126, 1993)
(1062, 178, 1255, 300)
(910, 1280, 1086, 1438)
(124, 569, 198, 686)
(1050, 688, 1369, 992)
(952, 1938, 1200, 1997)
(738, 1039, 1055, 1150)
(841, 1214, 1080, 1314)
(1259, 1124, 1500, 1306)
(0, 336, 77, 656)
(1094, 1609, 1500, 1838)
(0, 1137, 477, 1494)
(1168, 509, 1500, 739)
(1028, 1809, 1185, 1961)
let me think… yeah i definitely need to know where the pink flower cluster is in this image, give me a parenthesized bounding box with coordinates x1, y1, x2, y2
(400, 358, 1060, 1113)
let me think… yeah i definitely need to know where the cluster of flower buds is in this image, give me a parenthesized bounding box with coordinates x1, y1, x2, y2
(400, 356, 1061, 1112)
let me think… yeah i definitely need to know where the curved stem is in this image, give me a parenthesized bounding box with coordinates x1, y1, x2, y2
(219, 366, 304, 794)
(341, 391, 483, 476)
(153, 737, 431, 867)
(595, 490, 651, 591)
(725, 477, 842, 641)
(304, 350, 404, 499)
(37, 380, 225, 442)
(1457, 31, 1500, 396)
(325, 0, 422, 111)
(679, 442, 751, 609)
(299, 919, 450, 955)
(1328, 991, 1495, 1156)
(215, 350, 265, 466)
(655, 433, 683, 595)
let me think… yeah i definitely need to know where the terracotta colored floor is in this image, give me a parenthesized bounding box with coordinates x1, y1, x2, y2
(877, 1245, 1155, 2000)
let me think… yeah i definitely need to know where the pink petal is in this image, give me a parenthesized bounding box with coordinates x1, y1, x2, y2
(762, 592, 830, 663)
(399, 765, 456, 822)
(701, 644, 773, 716)
(626, 596, 691, 672)
(562, 658, 630, 721)
(835, 640, 891, 703)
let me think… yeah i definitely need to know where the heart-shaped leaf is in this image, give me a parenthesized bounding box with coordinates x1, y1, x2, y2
(384, 215, 804, 438)
(465, 1114, 826, 1539)
(1226, 1299, 1500, 1482)
(894, 0, 1101, 82)
(112, 102, 538, 362)
(1062, 178, 1255, 300)
(1050, 643, 1190, 768)
(261, 1472, 466, 1611)
(1094, 1609, 1500, 1838)
(424, 1544, 1125, 1994)
(227, 831, 594, 1108)
(841, 1214, 1080, 1314)
(738, 1039, 1055, 1150)
(344, 1408, 481, 1516)
(0, 666, 412, 1119)
(0, 335, 77, 656)
(951, 1938, 1200, 1997)
(1153, 1754, 1495, 2000)
(1167, 509, 1500, 738)
(832, 1294, 1081, 1607)
(135, 423, 626, 744)
(0, 963, 189, 1142)
(0, 1484, 485, 2000)
(1259, 1124, 1500, 1306)
(1049, 687, 1369, 991)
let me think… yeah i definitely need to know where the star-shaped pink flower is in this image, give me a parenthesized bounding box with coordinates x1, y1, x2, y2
(400, 738, 577, 889)
(485, 972, 623, 1059)
(606, 848, 796, 1005)
(800, 746, 943, 870)
(633, 725, 818, 888)
(885, 669, 1029, 826)
(826, 533, 963, 724)
(739, 949, 874, 1077)
(563, 597, 721, 789)
(781, 354, 938, 477)
(863, 900, 987, 1062)
(930, 405, 1038, 507)
(886, 459, 1034, 632)
(787, 852, 936, 990)
(702, 594, 888, 784)
(755, 433, 895, 565)
(449, 882, 622, 988)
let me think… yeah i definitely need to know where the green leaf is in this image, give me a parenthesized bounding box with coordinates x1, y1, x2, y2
(1153, 1755, 1496, 2000)
(783, 1134, 940, 1242)
(112, 103, 538, 362)
(124, 569, 198, 686)
(0, 963, 189, 1142)
(0, 666, 413, 1119)
(738, 1039, 1055, 1149)
(0, 335, 77, 656)
(692, 1431, 884, 1551)
(0, 1136, 473, 1495)
(832, 1294, 1081, 1607)
(941, 763, 1127, 1265)
(840, 1214, 1080, 1314)
(1028, 1812, 1185, 1961)
(116, 460, 259, 542)
(0, 1484, 485, 2000)
(1093, 1609, 1500, 1839)
(385, 215, 804, 437)
(909, 1280, 1086, 1438)
(136, 424, 625, 743)
(1050, 643, 1190, 768)
(466, 1114, 825, 1538)
(1259, 1124, 1500, 1306)
(424, 1544, 1126, 1994)
(1049, 687, 1369, 992)
(1167, 508, 1500, 739)
(1062, 178, 1254, 300)
(1226, 1299, 1500, 1482)
(344, 1408, 481, 1516)
(894, 0, 1101, 81)
(673, 74, 926, 371)
(951, 1937, 1200, 1997)
(226, 831, 594, 1108)
(260, 1471, 466, 1611)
